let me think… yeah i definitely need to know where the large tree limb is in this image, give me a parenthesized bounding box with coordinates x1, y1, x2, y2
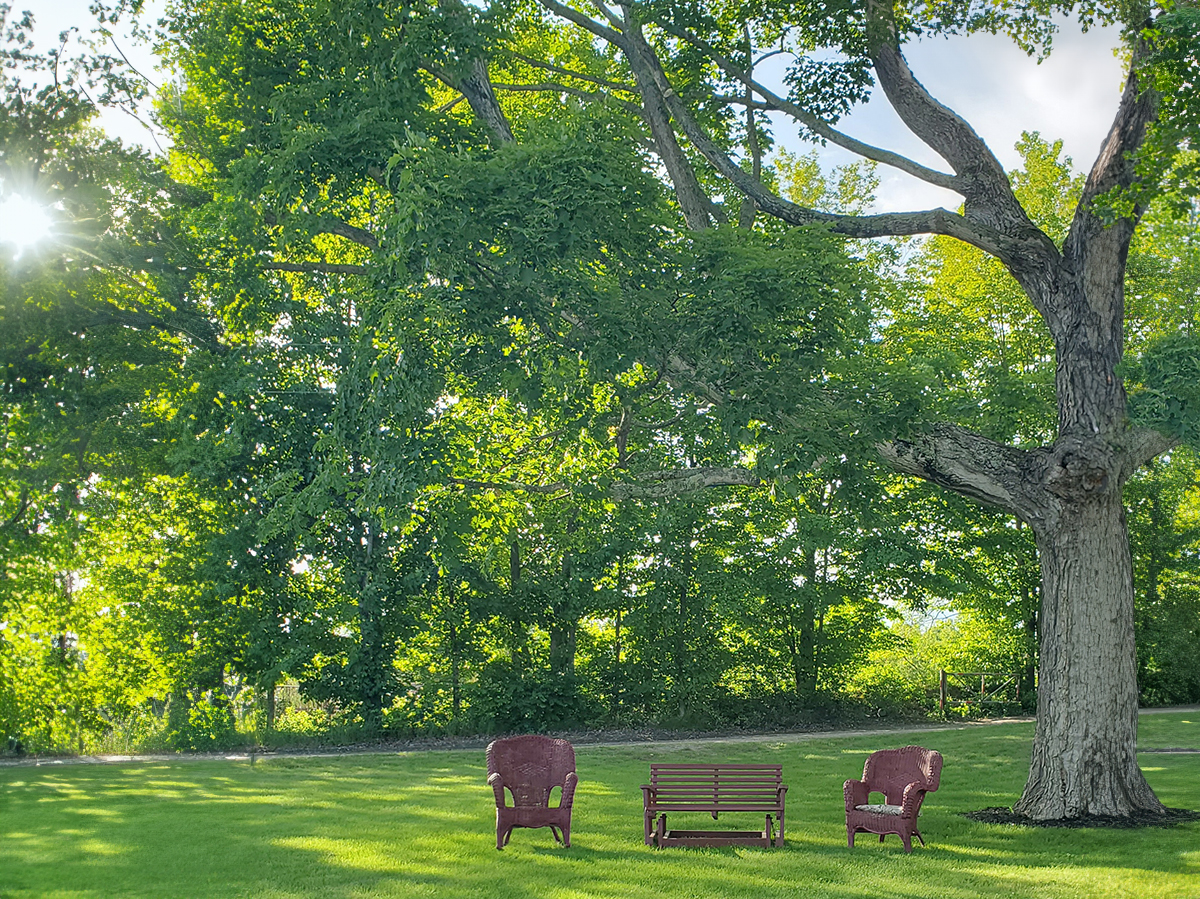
(655, 19, 959, 192)
(423, 58, 515, 144)
(620, 7, 714, 230)
(864, 3, 1040, 243)
(450, 465, 760, 500)
(1073, 40, 1159, 224)
(1121, 427, 1178, 476)
(878, 425, 1050, 522)
(649, 79, 1029, 252)
(538, 0, 628, 49)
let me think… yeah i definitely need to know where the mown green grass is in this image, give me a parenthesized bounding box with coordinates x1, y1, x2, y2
(1, 715, 1197, 899)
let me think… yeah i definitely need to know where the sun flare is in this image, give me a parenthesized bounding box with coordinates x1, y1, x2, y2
(0, 195, 54, 257)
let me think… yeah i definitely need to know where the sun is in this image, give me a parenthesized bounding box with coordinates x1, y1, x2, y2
(0, 195, 55, 258)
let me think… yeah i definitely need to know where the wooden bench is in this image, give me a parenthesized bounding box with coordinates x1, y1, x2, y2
(641, 763, 787, 848)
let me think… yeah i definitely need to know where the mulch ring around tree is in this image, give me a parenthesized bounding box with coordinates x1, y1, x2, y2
(964, 807, 1200, 829)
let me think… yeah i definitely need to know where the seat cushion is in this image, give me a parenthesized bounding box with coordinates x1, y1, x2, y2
(855, 803, 903, 816)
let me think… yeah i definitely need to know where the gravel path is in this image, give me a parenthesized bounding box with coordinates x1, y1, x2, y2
(4, 706, 1197, 769)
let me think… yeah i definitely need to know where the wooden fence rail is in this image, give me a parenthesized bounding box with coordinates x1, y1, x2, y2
(938, 670, 1022, 713)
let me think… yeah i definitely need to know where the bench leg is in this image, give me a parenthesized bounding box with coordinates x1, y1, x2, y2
(644, 811, 654, 845)
(775, 811, 785, 848)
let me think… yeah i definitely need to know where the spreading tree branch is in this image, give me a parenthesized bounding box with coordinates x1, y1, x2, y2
(654, 19, 959, 191)
(264, 261, 370, 275)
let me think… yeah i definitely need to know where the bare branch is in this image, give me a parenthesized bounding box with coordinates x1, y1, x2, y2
(611, 466, 760, 498)
(448, 465, 760, 501)
(508, 51, 637, 94)
(538, 0, 628, 49)
(492, 81, 643, 115)
(435, 94, 468, 114)
(262, 212, 380, 251)
(655, 20, 959, 191)
(264, 262, 370, 275)
(621, 8, 713, 230)
(318, 218, 381, 250)
(450, 476, 568, 495)
(1, 485, 32, 534)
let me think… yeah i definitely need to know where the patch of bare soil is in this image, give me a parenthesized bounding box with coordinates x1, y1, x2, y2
(963, 807, 1200, 829)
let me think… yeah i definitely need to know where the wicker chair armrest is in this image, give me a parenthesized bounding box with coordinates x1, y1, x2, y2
(844, 779, 869, 811)
(487, 772, 507, 807)
(900, 782, 926, 818)
(561, 771, 579, 808)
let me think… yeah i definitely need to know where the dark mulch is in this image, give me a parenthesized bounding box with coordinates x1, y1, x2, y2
(964, 806, 1200, 829)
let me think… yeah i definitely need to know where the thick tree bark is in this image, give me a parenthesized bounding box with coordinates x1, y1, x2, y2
(1015, 494, 1162, 817)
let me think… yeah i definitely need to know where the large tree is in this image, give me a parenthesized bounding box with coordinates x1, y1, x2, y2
(486, 0, 1196, 820)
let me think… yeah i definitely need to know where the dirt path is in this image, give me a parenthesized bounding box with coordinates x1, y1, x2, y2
(4, 706, 1197, 769)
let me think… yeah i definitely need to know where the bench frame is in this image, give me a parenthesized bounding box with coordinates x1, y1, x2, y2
(641, 763, 787, 848)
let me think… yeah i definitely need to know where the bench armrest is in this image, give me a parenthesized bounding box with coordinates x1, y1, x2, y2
(487, 772, 507, 808)
(844, 779, 869, 811)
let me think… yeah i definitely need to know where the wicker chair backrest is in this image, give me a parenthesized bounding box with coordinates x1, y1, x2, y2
(486, 735, 576, 808)
(861, 745, 942, 806)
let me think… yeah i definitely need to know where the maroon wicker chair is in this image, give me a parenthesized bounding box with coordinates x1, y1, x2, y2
(486, 735, 577, 849)
(844, 745, 942, 853)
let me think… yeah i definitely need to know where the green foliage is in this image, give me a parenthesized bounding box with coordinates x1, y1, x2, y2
(175, 695, 239, 751)
(1107, 7, 1200, 219)
(1124, 333, 1200, 446)
(5, 0, 1200, 756)
(1127, 452, 1200, 705)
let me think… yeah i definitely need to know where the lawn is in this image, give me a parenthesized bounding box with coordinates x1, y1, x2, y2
(1, 715, 1197, 899)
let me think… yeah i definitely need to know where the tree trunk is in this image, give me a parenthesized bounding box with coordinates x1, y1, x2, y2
(548, 622, 577, 677)
(1015, 495, 1164, 818)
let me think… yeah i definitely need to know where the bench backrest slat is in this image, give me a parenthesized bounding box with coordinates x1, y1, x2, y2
(646, 763, 784, 810)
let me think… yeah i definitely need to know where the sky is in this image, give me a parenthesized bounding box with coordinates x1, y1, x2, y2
(19, 0, 1127, 213)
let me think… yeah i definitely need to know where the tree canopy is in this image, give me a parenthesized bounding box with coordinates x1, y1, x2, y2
(2, 0, 1199, 820)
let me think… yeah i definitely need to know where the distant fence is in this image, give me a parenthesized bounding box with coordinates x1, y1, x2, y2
(938, 670, 1022, 713)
